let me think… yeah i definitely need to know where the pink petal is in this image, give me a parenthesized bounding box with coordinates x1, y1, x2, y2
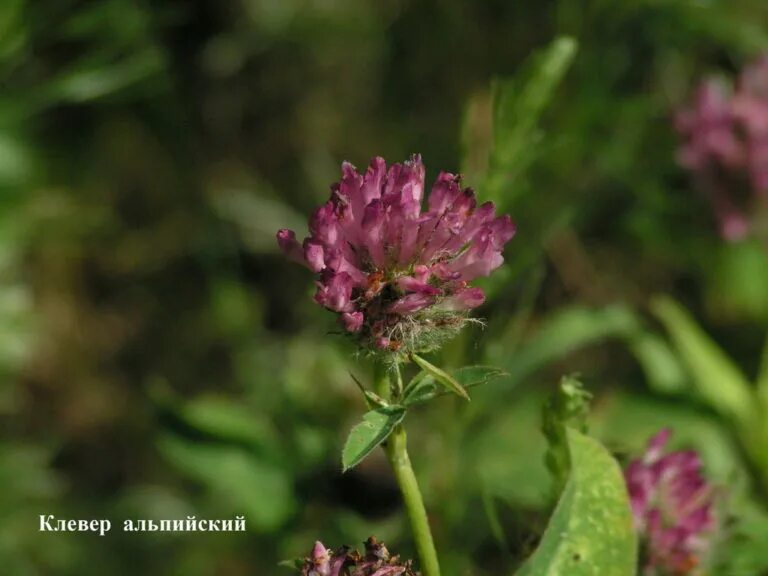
(276, 229, 304, 265)
(362, 200, 386, 267)
(340, 311, 364, 332)
(314, 272, 354, 313)
(303, 239, 326, 272)
(441, 287, 485, 310)
(396, 276, 440, 295)
(387, 292, 436, 315)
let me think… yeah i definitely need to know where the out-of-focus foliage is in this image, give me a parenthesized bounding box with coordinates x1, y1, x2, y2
(3, 0, 768, 574)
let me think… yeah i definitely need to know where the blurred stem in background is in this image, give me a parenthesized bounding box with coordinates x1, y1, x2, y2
(375, 363, 441, 576)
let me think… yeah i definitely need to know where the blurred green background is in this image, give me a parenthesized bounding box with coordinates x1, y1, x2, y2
(3, 0, 768, 574)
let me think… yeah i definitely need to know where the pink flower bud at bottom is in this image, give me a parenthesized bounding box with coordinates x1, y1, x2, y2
(300, 538, 418, 576)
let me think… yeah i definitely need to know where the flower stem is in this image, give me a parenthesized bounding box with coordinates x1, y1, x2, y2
(386, 425, 442, 576)
(375, 363, 441, 576)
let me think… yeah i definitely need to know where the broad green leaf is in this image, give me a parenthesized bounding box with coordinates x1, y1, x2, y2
(515, 429, 637, 576)
(403, 365, 506, 406)
(410, 354, 470, 401)
(341, 406, 406, 472)
(651, 296, 755, 426)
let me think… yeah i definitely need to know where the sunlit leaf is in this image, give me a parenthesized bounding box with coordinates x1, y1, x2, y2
(515, 429, 637, 576)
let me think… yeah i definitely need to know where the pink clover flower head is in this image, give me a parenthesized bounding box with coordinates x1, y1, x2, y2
(734, 56, 768, 196)
(676, 79, 742, 172)
(277, 155, 515, 356)
(676, 57, 768, 241)
(624, 429, 717, 576)
(301, 537, 418, 576)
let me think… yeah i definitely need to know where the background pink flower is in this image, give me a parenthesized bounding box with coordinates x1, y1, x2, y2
(625, 429, 717, 575)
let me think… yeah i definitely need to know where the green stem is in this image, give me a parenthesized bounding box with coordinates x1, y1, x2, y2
(386, 426, 442, 576)
(374, 362, 391, 399)
(375, 363, 442, 576)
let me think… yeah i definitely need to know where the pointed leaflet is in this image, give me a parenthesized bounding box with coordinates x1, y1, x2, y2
(514, 428, 637, 576)
(403, 365, 507, 406)
(342, 406, 406, 472)
(350, 372, 390, 409)
(410, 354, 470, 401)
